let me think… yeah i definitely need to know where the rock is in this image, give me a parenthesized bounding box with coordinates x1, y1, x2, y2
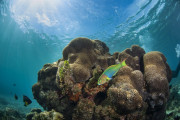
(94, 105, 121, 120)
(107, 66, 146, 114)
(70, 63, 91, 82)
(26, 109, 64, 120)
(143, 52, 171, 103)
(144, 51, 172, 120)
(31, 108, 42, 113)
(26, 112, 35, 120)
(62, 38, 111, 83)
(0, 107, 25, 120)
(72, 98, 95, 120)
(87, 65, 102, 88)
(31, 38, 172, 120)
(117, 45, 145, 71)
(32, 62, 66, 113)
(63, 38, 109, 60)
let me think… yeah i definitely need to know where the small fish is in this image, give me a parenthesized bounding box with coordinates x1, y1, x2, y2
(13, 83, 16, 87)
(14, 94, 18, 100)
(23, 95, 32, 107)
(98, 59, 127, 85)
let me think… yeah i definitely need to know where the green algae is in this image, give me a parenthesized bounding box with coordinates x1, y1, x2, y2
(59, 60, 70, 83)
(58, 60, 71, 95)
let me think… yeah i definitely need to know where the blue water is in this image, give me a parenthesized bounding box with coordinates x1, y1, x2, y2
(0, 0, 180, 112)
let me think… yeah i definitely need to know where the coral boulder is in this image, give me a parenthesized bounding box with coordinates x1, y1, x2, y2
(31, 38, 171, 120)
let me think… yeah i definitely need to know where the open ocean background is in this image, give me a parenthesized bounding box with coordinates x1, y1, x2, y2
(0, 0, 180, 112)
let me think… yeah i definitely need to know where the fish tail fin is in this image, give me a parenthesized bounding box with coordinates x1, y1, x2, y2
(121, 58, 127, 67)
(112, 59, 127, 76)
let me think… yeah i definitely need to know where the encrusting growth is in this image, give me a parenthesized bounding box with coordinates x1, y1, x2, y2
(31, 38, 171, 120)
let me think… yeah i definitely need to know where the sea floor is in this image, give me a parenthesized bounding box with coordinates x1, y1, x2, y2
(0, 78, 180, 120)
(166, 77, 180, 120)
(0, 95, 43, 119)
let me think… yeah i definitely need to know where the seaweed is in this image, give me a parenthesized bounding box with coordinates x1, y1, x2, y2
(58, 60, 71, 95)
(59, 60, 70, 81)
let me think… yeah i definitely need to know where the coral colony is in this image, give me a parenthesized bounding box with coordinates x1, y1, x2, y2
(29, 38, 171, 120)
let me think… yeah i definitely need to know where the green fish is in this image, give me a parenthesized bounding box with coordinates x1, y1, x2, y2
(97, 59, 127, 85)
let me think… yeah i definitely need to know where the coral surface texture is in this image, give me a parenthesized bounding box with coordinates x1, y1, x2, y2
(31, 38, 171, 120)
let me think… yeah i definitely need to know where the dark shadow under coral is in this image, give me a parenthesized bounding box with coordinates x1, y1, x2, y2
(94, 92, 107, 106)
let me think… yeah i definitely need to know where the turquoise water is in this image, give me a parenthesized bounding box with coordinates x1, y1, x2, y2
(0, 0, 180, 114)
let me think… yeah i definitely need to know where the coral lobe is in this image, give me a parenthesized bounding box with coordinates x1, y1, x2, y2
(31, 38, 171, 120)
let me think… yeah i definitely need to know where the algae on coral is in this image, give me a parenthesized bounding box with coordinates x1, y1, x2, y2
(32, 38, 171, 120)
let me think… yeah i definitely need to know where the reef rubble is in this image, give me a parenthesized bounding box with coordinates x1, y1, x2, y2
(0, 107, 26, 120)
(26, 108, 63, 120)
(31, 37, 172, 120)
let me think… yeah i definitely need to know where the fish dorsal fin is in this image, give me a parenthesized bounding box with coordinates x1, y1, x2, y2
(106, 64, 117, 69)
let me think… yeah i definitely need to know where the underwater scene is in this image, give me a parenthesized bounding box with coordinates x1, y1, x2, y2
(0, 0, 180, 120)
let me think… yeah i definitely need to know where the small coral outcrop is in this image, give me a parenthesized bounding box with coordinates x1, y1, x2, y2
(0, 107, 25, 120)
(107, 67, 145, 114)
(144, 52, 172, 119)
(26, 109, 63, 120)
(31, 37, 171, 120)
